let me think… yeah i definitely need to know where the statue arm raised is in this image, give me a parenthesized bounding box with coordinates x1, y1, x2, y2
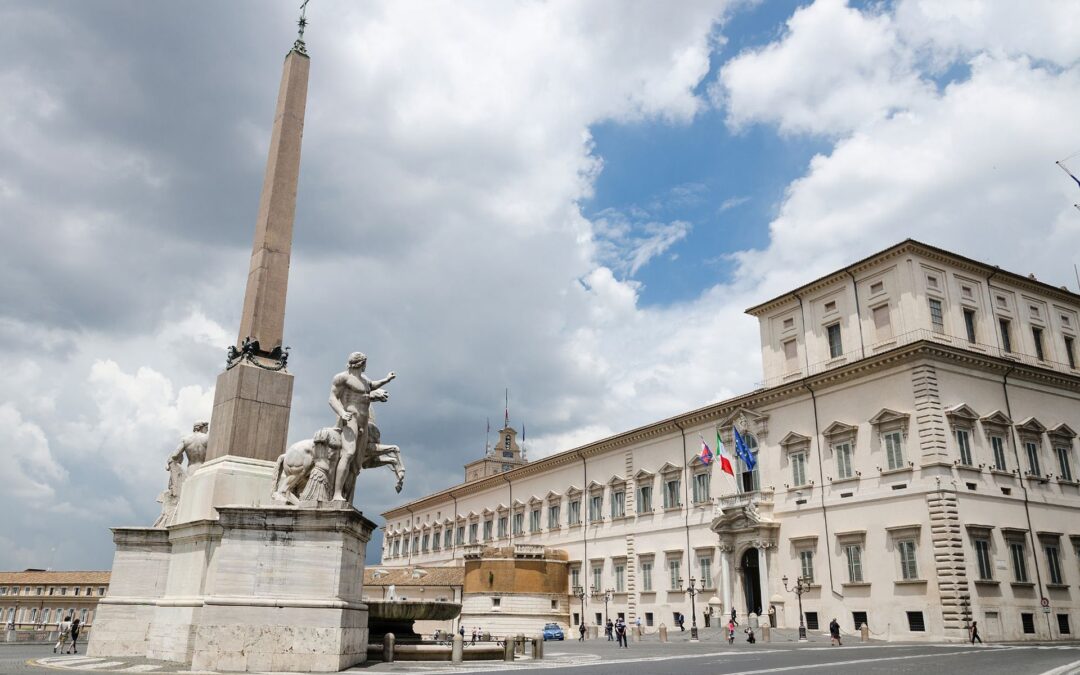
(167, 440, 186, 470)
(369, 371, 396, 389)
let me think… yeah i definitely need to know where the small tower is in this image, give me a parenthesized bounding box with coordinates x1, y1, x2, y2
(465, 425, 528, 481)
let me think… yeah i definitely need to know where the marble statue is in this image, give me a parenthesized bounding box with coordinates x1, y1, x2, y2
(329, 352, 395, 502)
(271, 351, 404, 506)
(154, 421, 209, 527)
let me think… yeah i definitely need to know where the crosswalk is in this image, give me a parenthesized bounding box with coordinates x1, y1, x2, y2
(35, 655, 163, 672)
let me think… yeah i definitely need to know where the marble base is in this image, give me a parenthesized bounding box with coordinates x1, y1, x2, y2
(91, 506, 375, 672)
(173, 454, 277, 524)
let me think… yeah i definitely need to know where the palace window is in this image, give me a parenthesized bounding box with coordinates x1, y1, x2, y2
(456, 525, 465, 545)
(1009, 540, 1029, 583)
(611, 489, 625, 518)
(469, 523, 478, 543)
(1065, 336, 1076, 369)
(497, 516, 508, 538)
(614, 563, 626, 592)
(799, 550, 815, 584)
(432, 529, 441, 551)
(898, 540, 919, 580)
(663, 478, 681, 509)
(421, 533, 430, 552)
(791, 451, 808, 487)
(963, 308, 977, 343)
(570, 566, 580, 590)
(974, 538, 993, 580)
(845, 545, 863, 583)
(872, 304, 891, 340)
(483, 520, 493, 540)
(699, 556, 713, 588)
(929, 298, 944, 333)
(739, 433, 761, 492)
(1025, 441, 1041, 476)
(835, 442, 854, 479)
(1045, 544, 1063, 585)
(548, 504, 561, 528)
(692, 473, 710, 504)
(568, 500, 581, 525)
(884, 431, 905, 470)
(592, 565, 602, 591)
(956, 429, 973, 466)
(783, 338, 798, 369)
(530, 509, 541, 533)
(1056, 446, 1073, 482)
(827, 323, 843, 358)
(1032, 327, 1046, 360)
(991, 436, 1008, 471)
(999, 318, 1012, 353)
(512, 512, 524, 535)
(636, 485, 653, 514)
(668, 559, 682, 590)
(589, 494, 603, 522)
(640, 560, 653, 592)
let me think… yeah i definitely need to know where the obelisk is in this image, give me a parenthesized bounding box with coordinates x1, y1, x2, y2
(172, 37, 310, 521)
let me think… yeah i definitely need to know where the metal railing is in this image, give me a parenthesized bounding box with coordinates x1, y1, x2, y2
(756, 328, 1079, 389)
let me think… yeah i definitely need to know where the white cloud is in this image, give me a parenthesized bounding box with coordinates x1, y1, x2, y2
(717, 0, 934, 136)
(0, 403, 65, 500)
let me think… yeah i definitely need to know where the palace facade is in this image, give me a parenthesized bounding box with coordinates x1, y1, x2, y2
(1, 570, 111, 630)
(380, 239, 1080, 642)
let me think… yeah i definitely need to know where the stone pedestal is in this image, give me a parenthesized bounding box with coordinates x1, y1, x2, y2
(87, 528, 172, 658)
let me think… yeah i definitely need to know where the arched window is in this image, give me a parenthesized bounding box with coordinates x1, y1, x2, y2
(739, 433, 760, 492)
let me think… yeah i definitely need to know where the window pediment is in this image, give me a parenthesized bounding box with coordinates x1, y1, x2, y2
(511, 499, 524, 509)
(1048, 423, 1077, 441)
(780, 431, 812, 454)
(494, 504, 508, 514)
(687, 454, 711, 468)
(1015, 417, 1047, 436)
(545, 490, 563, 501)
(606, 474, 626, 486)
(587, 481, 604, 492)
(658, 462, 682, 475)
(633, 469, 655, 481)
(718, 408, 770, 442)
(527, 495, 542, 505)
(945, 404, 980, 424)
(481, 507, 494, 516)
(821, 422, 856, 441)
(869, 409, 910, 429)
(980, 410, 1012, 428)
(566, 485, 582, 497)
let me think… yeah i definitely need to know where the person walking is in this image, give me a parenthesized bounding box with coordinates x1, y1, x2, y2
(458, 624, 465, 640)
(578, 622, 586, 642)
(605, 619, 614, 641)
(829, 618, 842, 646)
(54, 615, 72, 654)
(730, 607, 739, 626)
(67, 617, 81, 654)
(727, 619, 736, 645)
(677, 613, 685, 632)
(970, 621, 983, 645)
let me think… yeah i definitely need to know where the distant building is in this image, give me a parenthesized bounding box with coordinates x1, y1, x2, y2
(0, 570, 111, 628)
(381, 239, 1080, 642)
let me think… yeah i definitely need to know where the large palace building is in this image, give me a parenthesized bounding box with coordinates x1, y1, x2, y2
(380, 239, 1080, 642)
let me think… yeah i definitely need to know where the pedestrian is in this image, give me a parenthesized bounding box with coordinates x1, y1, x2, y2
(727, 619, 736, 645)
(970, 621, 982, 645)
(458, 624, 465, 640)
(677, 613, 685, 631)
(606, 619, 614, 641)
(54, 615, 72, 654)
(615, 618, 628, 648)
(578, 622, 586, 642)
(731, 607, 739, 626)
(744, 626, 756, 644)
(68, 616, 81, 654)
(635, 616, 642, 636)
(470, 627, 477, 644)
(829, 617, 841, 646)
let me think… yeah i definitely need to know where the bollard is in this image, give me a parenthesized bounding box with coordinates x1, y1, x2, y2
(382, 633, 395, 663)
(452, 634, 464, 663)
(533, 635, 544, 659)
(860, 623, 869, 642)
(634, 625, 642, 642)
(658, 623, 668, 643)
(483, 631, 491, 642)
(749, 612, 759, 629)
(515, 633, 525, 655)
(503, 636, 515, 662)
(588, 624, 599, 639)
(761, 625, 770, 643)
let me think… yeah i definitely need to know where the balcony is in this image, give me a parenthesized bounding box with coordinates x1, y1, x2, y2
(757, 328, 1080, 389)
(462, 544, 484, 559)
(513, 544, 545, 559)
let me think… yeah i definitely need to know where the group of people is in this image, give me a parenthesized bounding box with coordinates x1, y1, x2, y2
(52, 615, 81, 654)
(602, 618, 631, 647)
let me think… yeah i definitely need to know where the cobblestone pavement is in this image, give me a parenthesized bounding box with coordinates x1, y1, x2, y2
(7, 635, 1080, 674)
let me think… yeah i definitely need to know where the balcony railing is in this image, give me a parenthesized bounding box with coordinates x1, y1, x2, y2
(756, 328, 1080, 389)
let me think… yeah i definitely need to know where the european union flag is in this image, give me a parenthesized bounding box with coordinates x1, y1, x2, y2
(733, 427, 756, 470)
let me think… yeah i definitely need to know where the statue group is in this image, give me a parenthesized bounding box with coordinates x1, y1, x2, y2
(272, 351, 406, 505)
(154, 351, 406, 526)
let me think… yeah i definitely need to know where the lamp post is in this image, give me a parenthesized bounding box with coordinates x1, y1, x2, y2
(684, 576, 705, 641)
(591, 587, 613, 626)
(573, 585, 586, 633)
(782, 575, 808, 642)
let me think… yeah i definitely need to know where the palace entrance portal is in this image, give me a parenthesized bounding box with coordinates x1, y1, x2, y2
(741, 548, 762, 616)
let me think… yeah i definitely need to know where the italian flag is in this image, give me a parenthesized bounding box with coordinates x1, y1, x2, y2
(716, 431, 735, 476)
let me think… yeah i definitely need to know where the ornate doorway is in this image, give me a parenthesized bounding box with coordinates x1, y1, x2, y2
(741, 548, 762, 615)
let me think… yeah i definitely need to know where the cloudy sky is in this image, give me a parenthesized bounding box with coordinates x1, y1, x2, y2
(1, 0, 1079, 570)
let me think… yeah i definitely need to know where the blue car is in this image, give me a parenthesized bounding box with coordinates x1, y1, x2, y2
(542, 623, 564, 641)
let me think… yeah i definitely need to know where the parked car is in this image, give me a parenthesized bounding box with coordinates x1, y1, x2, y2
(542, 623, 565, 640)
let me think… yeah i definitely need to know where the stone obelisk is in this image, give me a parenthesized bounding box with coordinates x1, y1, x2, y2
(171, 42, 309, 522)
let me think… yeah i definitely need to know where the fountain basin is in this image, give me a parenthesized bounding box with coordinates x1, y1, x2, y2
(366, 600, 462, 641)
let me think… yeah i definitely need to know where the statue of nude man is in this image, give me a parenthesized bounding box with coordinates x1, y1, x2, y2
(329, 352, 395, 502)
(154, 421, 209, 527)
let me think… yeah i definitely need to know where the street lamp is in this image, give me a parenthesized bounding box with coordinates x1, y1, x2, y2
(684, 576, 705, 641)
(573, 585, 586, 633)
(782, 575, 808, 642)
(591, 587, 614, 626)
